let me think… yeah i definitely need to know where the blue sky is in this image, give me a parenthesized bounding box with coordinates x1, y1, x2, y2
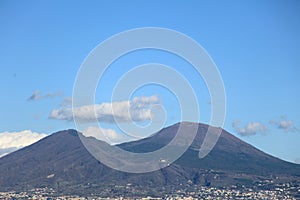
(0, 1, 300, 163)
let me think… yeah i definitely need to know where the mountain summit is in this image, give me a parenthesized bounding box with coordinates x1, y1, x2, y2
(0, 123, 299, 195)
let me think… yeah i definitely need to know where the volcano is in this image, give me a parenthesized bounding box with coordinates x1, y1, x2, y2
(0, 122, 299, 195)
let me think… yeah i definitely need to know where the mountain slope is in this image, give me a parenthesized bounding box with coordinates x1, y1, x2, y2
(120, 122, 300, 175)
(0, 130, 110, 190)
(0, 123, 299, 194)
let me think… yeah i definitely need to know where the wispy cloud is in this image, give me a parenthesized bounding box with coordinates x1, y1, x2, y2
(232, 121, 268, 136)
(60, 97, 72, 107)
(0, 130, 47, 157)
(83, 126, 130, 144)
(233, 116, 299, 137)
(49, 95, 160, 123)
(28, 90, 62, 101)
(269, 117, 298, 132)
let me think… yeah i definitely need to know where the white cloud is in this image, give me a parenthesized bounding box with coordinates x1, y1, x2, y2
(270, 119, 298, 132)
(49, 95, 160, 123)
(0, 130, 47, 157)
(279, 120, 293, 130)
(232, 121, 268, 136)
(28, 90, 62, 101)
(83, 126, 129, 145)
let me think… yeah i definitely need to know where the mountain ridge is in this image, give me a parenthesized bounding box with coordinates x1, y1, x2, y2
(0, 122, 299, 194)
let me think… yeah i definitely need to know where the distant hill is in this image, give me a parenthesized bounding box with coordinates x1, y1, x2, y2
(0, 122, 299, 195)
